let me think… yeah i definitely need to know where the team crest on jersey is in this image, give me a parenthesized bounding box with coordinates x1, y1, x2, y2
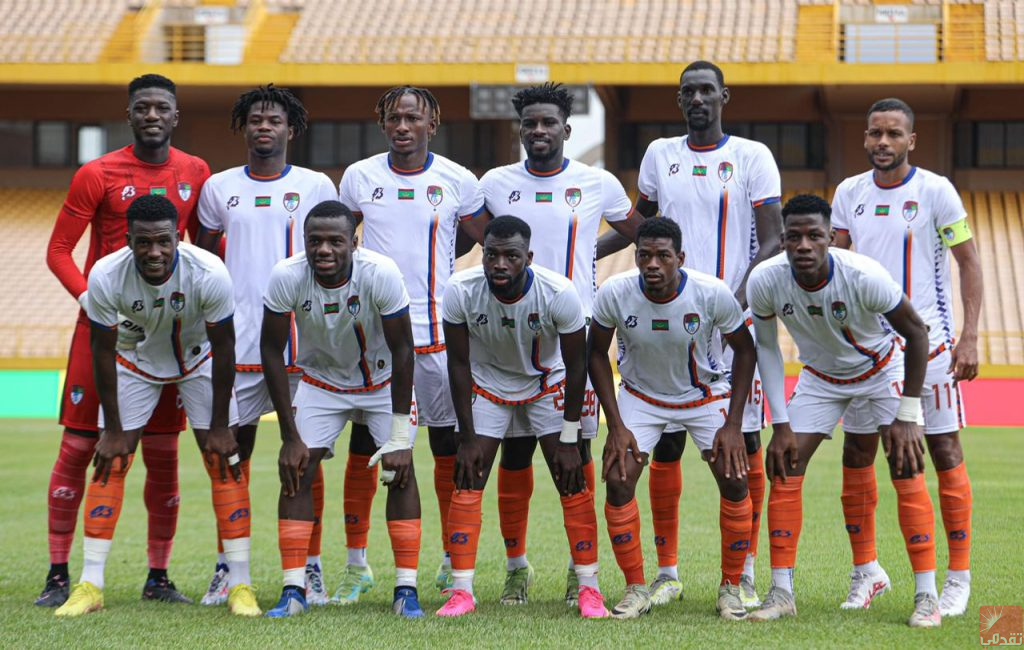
(427, 185, 443, 206)
(283, 192, 300, 212)
(668, 163, 680, 176)
(170, 292, 185, 312)
(683, 313, 700, 334)
(565, 188, 582, 208)
(70, 385, 84, 405)
(624, 315, 638, 329)
(121, 185, 136, 201)
(177, 182, 192, 201)
(831, 301, 848, 321)
(347, 296, 361, 316)
(528, 312, 542, 331)
(227, 196, 239, 209)
(718, 162, 734, 183)
(902, 200, 919, 222)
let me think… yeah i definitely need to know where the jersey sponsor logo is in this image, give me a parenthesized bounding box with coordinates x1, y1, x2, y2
(652, 319, 669, 331)
(501, 316, 515, 328)
(508, 190, 521, 204)
(347, 295, 361, 316)
(372, 187, 384, 201)
(226, 196, 239, 209)
(154, 297, 165, 309)
(324, 302, 340, 315)
(692, 165, 707, 176)
(565, 187, 582, 207)
(668, 163, 680, 176)
(177, 182, 192, 201)
(255, 196, 272, 208)
(782, 303, 794, 316)
(831, 301, 848, 321)
(427, 185, 443, 206)
(683, 313, 700, 334)
(528, 312, 541, 331)
(807, 305, 823, 317)
(624, 315, 638, 328)
(228, 507, 250, 522)
(902, 200, 918, 222)
(51, 486, 77, 500)
(398, 189, 415, 200)
(475, 313, 489, 325)
(718, 161, 734, 183)
(301, 299, 312, 312)
(150, 187, 167, 196)
(120, 319, 143, 333)
(283, 192, 300, 212)
(170, 291, 185, 312)
(121, 185, 136, 201)
(132, 299, 144, 313)
(874, 205, 890, 217)
(855, 203, 865, 218)
(535, 192, 553, 203)
(89, 505, 114, 518)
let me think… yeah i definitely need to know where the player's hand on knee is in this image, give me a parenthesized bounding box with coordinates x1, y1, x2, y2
(454, 438, 484, 490)
(92, 429, 131, 486)
(766, 422, 797, 483)
(710, 422, 747, 480)
(886, 420, 924, 477)
(553, 443, 584, 496)
(205, 426, 242, 483)
(278, 438, 310, 497)
(602, 424, 643, 483)
(378, 449, 413, 489)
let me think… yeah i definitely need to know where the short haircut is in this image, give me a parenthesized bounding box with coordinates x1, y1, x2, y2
(511, 82, 574, 120)
(680, 60, 725, 88)
(867, 97, 915, 130)
(782, 194, 831, 225)
(128, 74, 176, 99)
(484, 215, 531, 243)
(375, 85, 441, 128)
(636, 217, 682, 253)
(230, 84, 309, 137)
(127, 194, 178, 226)
(304, 200, 356, 236)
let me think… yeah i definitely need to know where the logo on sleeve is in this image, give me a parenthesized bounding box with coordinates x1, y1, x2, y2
(528, 312, 542, 331)
(427, 185, 444, 206)
(170, 292, 185, 312)
(283, 192, 300, 212)
(831, 301, 848, 321)
(565, 188, 582, 208)
(121, 185, 136, 201)
(70, 385, 84, 405)
(683, 313, 700, 334)
(902, 200, 918, 222)
(718, 162, 733, 183)
(177, 182, 192, 201)
(347, 296, 361, 316)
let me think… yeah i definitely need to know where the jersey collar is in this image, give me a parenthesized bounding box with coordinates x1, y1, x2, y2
(638, 269, 687, 303)
(388, 152, 434, 176)
(792, 253, 833, 292)
(495, 267, 535, 304)
(872, 165, 916, 190)
(244, 165, 292, 182)
(524, 158, 570, 178)
(686, 134, 730, 152)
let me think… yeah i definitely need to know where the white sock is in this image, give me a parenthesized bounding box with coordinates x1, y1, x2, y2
(222, 537, 252, 588)
(507, 554, 529, 571)
(441, 551, 451, 568)
(306, 555, 321, 570)
(283, 567, 305, 588)
(81, 537, 112, 590)
(347, 547, 367, 567)
(217, 552, 228, 567)
(568, 557, 575, 570)
(854, 559, 882, 574)
(396, 568, 417, 588)
(658, 565, 679, 581)
(574, 563, 599, 589)
(914, 570, 938, 599)
(772, 568, 794, 594)
(743, 554, 756, 579)
(946, 569, 970, 584)
(452, 569, 474, 594)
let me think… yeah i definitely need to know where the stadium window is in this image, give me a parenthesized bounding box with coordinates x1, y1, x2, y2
(0, 120, 34, 167)
(77, 126, 106, 165)
(957, 121, 1024, 168)
(35, 121, 71, 167)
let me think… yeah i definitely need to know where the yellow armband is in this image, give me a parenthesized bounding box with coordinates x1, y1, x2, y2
(938, 219, 972, 248)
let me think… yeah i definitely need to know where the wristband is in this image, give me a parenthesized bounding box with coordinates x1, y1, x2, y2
(390, 413, 411, 449)
(559, 419, 579, 445)
(895, 396, 922, 423)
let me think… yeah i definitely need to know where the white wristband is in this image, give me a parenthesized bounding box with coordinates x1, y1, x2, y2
(390, 413, 411, 449)
(895, 396, 922, 423)
(559, 420, 579, 445)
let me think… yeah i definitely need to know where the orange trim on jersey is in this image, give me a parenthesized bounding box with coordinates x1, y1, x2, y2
(622, 382, 731, 410)
(116, 352, 211, 383)
(744, 316, 753, 327)
(928, 342, 947, 361)
(427, 213, 442, 346)
(235, 364, 303, 374)
(472, 380, 564, 406)
(525, 161, 569, 177)
(803, 342, 894, 385)
(414, 343, 447, 354)
(302, 373, 390, 394)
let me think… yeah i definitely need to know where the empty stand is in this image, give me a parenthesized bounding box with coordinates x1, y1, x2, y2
(0, 0, 130, 64)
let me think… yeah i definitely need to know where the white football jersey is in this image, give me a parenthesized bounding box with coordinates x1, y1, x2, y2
(748, 249, 902, 380)
(638, 135, 781, 292)
(480, 159, 631, 315)
(592, 268, 744, 406)
(832, 166, 968, 351)
(442, 265, 585, 403)
(264, 248, 410, 392)
(197, 165, 337, 368)
(87, 243, 234, 382)
(339, 152, 484, 350)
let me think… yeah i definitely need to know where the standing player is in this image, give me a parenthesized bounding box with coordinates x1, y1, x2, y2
(831, 98, 982, 617)
(590, 218, 756, 620)
(438, 216, 607, 618)
(261, 202, 422, 618)
(597, 60, 781, 607)
(747, 194, 940, 628)
(55, 195, 258, 617)
(40, 73, 209, 607)
(196, 85, 337, 606)
(479, 82, 642, 606)
(337, 85, 487, 600)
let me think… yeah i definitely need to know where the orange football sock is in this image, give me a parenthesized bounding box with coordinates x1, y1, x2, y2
(82, 454, 134, 540)
(892, 473, 937, 573)
(498, 465, 533, 558)
(447, 490, 483, 571)
(344, 452, 377, 549)
(648, 459, 682, 568)
(204, 456, 252, 540)
(767, 475, 804, 569)
(433, 455, 456, 554)
(216, 459, 252, 555)
(720, 496, 753, 585)
(583, 458, 596, 493)
(605, 498, 644, 585)
(841, 464, 878, 565)
(562, 490, 599, 567)
(746, 448, 765, 558)
(279, 519, 314, 571)
(308, 465, 325, 557)
(388, 518, 422, 570)
(937, 463, 972, 571)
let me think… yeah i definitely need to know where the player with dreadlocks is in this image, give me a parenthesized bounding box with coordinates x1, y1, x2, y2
(337, 85, 487, 610)
(196, 84, 337, 608)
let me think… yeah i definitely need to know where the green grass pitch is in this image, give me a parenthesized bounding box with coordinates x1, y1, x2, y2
(1, 420, 1018, 648)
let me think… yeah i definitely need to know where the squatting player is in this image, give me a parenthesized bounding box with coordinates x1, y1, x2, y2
(55, 195, 258, 618)
(831, 98, 982, 617)
(747, 194, 940, 628)
(597, 60, 781, 607)
(196, 85, 337, 606)
(261, 201, 422, 618)
(337, 85, 487, 600)
(439, 216, 607, 618)
(590, 217, 756, 620)
(479, 82, 642, 605)
(40, 73, 209, 607)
